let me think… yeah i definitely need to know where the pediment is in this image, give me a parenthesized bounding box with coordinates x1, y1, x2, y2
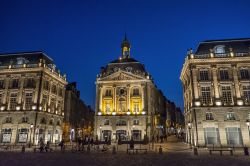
(99, 71, 144, 81)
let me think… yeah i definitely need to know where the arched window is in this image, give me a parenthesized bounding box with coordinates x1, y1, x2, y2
(214, 45, 225, 54)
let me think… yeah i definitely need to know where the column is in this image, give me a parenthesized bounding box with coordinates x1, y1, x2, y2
(18, 76, 25, 104)
(141, 84, 145, 110)
(99, 86, 103, 111)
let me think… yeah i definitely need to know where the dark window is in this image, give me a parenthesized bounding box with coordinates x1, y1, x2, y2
(0, 80, 5, 89)
(206, 113, 214, 120)
(240, 69, 249, 79)
(40, 117, 46, 124)
(116, 120, 126, 126)
(226, 112, 236, 120)
(44, 81, 50, 91)
(104, 119, 109, 125)
(133, 89, 139, 96)
(133, 119, 139, 125)
(11, 79, 19, 88)
(199, 70, 209, 81)
(220, 70, 229, 80)
(25, 78, 35, 88)
(6, 117, 12, 123)
(22, 117, 28, 123)
(52, 85, 57, 94)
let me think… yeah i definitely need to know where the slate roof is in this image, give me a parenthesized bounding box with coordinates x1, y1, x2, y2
(0, 51, 54, 66)
(195, 38, 250, 54)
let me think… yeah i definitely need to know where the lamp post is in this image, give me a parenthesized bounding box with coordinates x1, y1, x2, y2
(187, 122, 192, 148)
(246, 120, 250, 139)
(29, 123, 34, 147)
(99, 125, 102, 141)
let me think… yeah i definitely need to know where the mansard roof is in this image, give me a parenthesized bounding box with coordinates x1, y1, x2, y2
(195, 38, 250, 54)
(0, 51, 54, 66)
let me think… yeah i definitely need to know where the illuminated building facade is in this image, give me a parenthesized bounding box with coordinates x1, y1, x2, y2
(0, 52, 67, 145)
(180, 38, 250, 147)
(95, 36, 166, 141)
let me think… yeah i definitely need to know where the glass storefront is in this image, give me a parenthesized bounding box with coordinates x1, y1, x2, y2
(2, 128, 12, 143)
(226, 127, 243, 146)
(18, 128, 28, 143)
(116, 130, 127, 141)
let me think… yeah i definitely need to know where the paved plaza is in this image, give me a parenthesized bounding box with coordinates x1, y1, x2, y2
(0, 136, 250, 166)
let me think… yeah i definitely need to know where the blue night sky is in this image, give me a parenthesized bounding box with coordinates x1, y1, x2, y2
(1, 0, 250, 110)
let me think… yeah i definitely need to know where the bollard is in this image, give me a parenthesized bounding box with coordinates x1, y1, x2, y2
(244, 146, 249, 156)
(159, 145, 163, 154)
(193, 147, 198, 155)
(22, 145, 25, 153)
(112, 145, 116, 154)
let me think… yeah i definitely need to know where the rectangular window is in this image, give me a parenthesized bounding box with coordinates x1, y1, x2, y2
(43, 81, 50, 91)
(0, 80, 4, 89)
(226, 127, 243, 146)
(220, 70, 229, 80)
(201, 87, 211, 104)
(205, 112, 214, 120)
(25, 93, 33, 110)
(2, 128, 12, 143)
(11, 79, 19, 89)
(226, 112, 236, 120)
(221, 86, 232, 104)
(240, 69, 249, 79)
(0, 93, 2, 104)
(52, 85, 57, 94)
(9, 93, 17, 110)
(243, 85, 250, 102)
(199, 70, 209, 81)
(133, 119, 139, 125)
(204, 127, 220, 145)
(132, 130, 141, 141)
(42, 94, 48, 111)
(25, 78, 35, 88)
(104, 119, 109, 125)
(50, 98, 55, 113)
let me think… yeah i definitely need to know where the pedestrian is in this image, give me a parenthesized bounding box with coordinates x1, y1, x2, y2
(39, 138, 44, 152)
(45, 141, 50, 152)
(59, 139, 65, 151)
(130, 137, 134, 149)
(90, 137, 94, 146)
(156, 135, 159, 143)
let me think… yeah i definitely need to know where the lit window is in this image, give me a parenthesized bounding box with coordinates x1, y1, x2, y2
(214, 45, 225, 54)
(9, 93, 18, 110)
(221, 86, 232, 104)
(205, 112, 214, 120)
(243, 85, 250, 102)
(25, 93, 33, 110)
(226, 112, 236, 120)
(201, 87, 211, 104)
(133, 102, 139, 113)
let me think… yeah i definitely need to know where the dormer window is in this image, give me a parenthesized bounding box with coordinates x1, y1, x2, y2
(16, 57, 27, 65)
(214, 45, 225, 54)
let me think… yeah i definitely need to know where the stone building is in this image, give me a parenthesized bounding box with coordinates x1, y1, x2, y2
(180, 38, 250, 147)
(0, 52, 67, 145)
(94, 36, 166, 142)
(63, 82, 94, 141)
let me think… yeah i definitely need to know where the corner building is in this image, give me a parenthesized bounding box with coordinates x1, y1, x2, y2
(180, 38, 250, 147)
(0, 52, 67, 145)
(95, 37, 165, 141)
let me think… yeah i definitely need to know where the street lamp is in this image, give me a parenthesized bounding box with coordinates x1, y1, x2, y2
(187, 122, 192, 148)
(29, 123, 34, 147)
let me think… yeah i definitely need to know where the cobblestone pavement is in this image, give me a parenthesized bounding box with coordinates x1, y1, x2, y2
(0, 136, 250, 166)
